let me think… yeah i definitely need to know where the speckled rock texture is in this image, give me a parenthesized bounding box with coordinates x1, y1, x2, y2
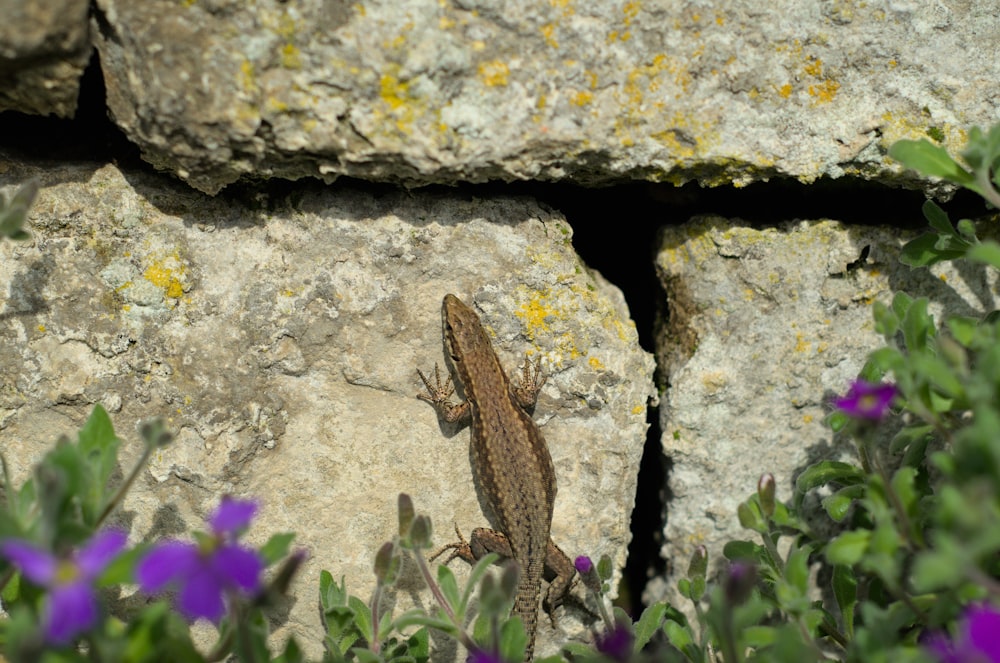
(0, 0, 91, 117)
(0, 159, 654, 658)
(90, 0, 999, 193)
(652, 215, 998, 612)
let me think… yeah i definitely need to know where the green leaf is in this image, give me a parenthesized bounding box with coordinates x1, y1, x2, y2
(832, 564, 857, 639)
(911, 353, 964, 399)
(633, 602, 667, 651)
(889, 139, 976, 187)
(662, 618, 695, 649)
(320, 571, 346, 611)
(946, 316, 980, 347)
(872, 301, 900, 337)
(722, 540, 762, 562)
(891, 467, 919, 520)
(259, 532, 295, 566)
(794, 461, 865, 507)
(349, 595, 373, 644)
(901, 297, 934, 352)
(392, 607, 454, 634)
(232, 609, 271, 663)
(741, 625, 778, 647)
(737, 499, 766, 533)
(784, 546, 810, 595)
(922, 200, 957, 236)
(912, 543, 964, 593)
(822, 484, 865, 522)
(456, 552, 500, 617)
(351, 649, 381, 663)
(436, 564, 460, 613)
(826, 530, 870, 565)
(960, 124, 1000, 173)
(498, 614, 528, 663)
(900, 233, 965, 267)
(967, 241, 1000, 270)
(0, 180, 38, 241)
(889, 424, 934, 455)
(826, 410, 849, 433)
(273, 637, 305, 663)
(77, 404, 121, 524)
(955, 218, 978, 241)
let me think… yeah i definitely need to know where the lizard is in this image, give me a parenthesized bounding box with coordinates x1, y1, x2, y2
(417, 293, 576, 662)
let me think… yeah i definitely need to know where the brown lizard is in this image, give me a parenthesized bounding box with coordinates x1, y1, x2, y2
(418, 294, 576, 662)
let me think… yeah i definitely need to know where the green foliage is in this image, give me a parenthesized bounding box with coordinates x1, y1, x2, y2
(0, 406, 302, 663)
(0, 180, 37, 241)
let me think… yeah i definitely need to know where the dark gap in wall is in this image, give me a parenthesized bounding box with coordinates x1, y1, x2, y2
(0, 60, 990, 618)
(0, 51, 142, 167)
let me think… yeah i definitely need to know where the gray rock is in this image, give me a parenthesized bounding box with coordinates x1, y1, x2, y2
(653, 215, 997, 615)
(91, 0, 1000, 193)
(0, 0, 91, 117)
(0, 159, 654, 658)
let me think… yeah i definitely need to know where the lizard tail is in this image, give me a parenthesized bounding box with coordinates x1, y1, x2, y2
(513, 560, 544, 662)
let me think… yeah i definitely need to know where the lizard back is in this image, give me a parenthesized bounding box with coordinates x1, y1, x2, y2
(441, 294, 557, 661)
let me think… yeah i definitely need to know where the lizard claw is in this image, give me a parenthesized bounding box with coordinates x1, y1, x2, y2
(429, 524, 475, 565)
(513, 354, 546, 409)
(417, 363, 455, 404)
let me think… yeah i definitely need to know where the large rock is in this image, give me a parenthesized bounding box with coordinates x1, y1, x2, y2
(0, 158, 654, 658)
(653, 214, 997, 612)
(0, 0, 91, 117)
(91, 0, 999, 193)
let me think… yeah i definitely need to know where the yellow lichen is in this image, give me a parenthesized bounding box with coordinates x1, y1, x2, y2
(239, 59, 257, 95)
(541, 23, 558, 48)
(380, 73, 410, 110)
(478, 60, 509, 87)
(144, 253, 187, 299)
(281, 43, 302, 69)
(808, 79, 840, 104)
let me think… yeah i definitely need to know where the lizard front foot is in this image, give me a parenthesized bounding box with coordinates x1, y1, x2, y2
(512, 354, 547, 409)
(429, 524, 476, 565)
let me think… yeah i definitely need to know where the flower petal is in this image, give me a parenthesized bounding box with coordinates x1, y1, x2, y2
(45, 581, 98, 645)
(76, 530, 127, 579)
(965, 604, 1000, 660)
(834, 380, 898, 420)
(209, 497, 258, 537)
(136, 541, 199, 593)
(212, 543, 263, 593)
(0, 540, 57, 585)
(177, 566, 225, 622)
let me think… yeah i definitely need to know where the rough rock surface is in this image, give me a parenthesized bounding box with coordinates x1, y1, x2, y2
(91, 0, 998, 193)
(0, 159, 654, 657)
(0, 0, 91, 117)
(653, 215, 997, 611)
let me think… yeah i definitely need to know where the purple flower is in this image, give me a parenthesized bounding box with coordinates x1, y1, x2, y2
(137, 497, 263, 622)
(574, 555, 593, 575)
(469, 649, 506, 663)
(0, 530, 126, 645)
(834, 380, 897, 420)
(926, 603, 1000, 663)
(723, 561, 758, 605)
(596, 621, 634, 662)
